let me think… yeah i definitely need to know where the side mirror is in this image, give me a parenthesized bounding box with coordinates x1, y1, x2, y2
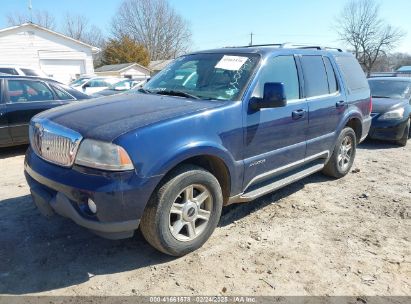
(251, 82, 287, 110)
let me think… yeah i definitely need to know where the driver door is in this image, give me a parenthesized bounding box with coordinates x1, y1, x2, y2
(243, 55, 308, 189)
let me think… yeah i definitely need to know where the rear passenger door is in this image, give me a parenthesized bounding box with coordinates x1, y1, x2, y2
(299, 55, 344, 158)
(243, 55, 308, 189)
(5, 79, 60, 144)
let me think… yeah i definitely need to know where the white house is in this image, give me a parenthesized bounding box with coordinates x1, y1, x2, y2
(95, 62, 151, 80)
(0, 23, 100, 84)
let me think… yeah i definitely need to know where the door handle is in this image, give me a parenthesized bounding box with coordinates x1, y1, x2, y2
(336, 100, 346, 108)
(292, 109, 306, 120)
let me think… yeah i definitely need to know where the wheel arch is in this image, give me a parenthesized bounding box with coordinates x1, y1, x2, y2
(145, 144, 239, 205)
(338, 111, 363, 144)
(345, 116, 362, 143)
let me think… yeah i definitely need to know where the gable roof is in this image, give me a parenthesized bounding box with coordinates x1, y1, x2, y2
(95, 62, 151, 73)
(0, 22, 100, 53)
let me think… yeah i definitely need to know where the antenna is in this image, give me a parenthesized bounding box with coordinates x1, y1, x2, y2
(28, 0, 33, 23)
(249, 32, 254, 46)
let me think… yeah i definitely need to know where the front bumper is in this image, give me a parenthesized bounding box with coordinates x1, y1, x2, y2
(24, 147, 161, 239)
(368, 117, 409, 141)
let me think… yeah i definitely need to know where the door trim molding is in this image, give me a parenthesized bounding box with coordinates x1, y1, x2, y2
(244, 150, 329, 191)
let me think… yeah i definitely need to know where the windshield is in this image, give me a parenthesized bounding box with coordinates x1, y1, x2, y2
(368, 80, 411, 99)
(70, 78, 89, 86)
(144, 53, 260, 101)
(108, 79, 141, 91)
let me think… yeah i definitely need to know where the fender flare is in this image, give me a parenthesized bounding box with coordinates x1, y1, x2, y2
(141, 141, 239, 184)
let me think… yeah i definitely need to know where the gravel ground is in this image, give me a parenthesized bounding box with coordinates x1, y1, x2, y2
(0, 140, 410, 296)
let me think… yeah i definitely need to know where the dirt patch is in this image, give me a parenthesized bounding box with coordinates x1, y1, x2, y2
(0, 141, 410, 296)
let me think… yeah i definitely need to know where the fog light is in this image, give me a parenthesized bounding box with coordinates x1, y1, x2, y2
(88, 198, 97, 214)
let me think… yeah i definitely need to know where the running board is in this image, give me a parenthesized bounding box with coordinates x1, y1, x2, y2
(228, 163, 325, 204)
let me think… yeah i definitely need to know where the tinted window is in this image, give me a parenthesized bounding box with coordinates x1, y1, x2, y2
(334, 56, 368, 92)
(323, 57, 338, 93)
(301, 56, 329, 97)
(8, 80, 54, 103)
(253, 56, 300, 100)
(0, 68, 18, 75)
(52, 84, 75, 100)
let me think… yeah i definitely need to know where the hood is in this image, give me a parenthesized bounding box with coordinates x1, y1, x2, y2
(35, 93, 223, 142)
(371, 97, 409, 113)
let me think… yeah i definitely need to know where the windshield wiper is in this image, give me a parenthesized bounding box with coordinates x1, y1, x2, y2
(137, 88, 153, 94)
(372, 95, 391, 99)
(155, 90, 201, 99)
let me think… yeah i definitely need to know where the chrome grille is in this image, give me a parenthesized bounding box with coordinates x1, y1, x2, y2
(30, 118, 83, 167)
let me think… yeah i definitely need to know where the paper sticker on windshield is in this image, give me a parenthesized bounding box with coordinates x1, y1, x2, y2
(215, 55, 248, 71)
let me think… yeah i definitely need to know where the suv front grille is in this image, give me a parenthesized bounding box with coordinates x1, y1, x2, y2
(30, 118, 83, 167)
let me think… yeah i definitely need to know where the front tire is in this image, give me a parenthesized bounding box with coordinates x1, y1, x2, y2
(140, 165, 223, 256)
(323, 127, 357, 178)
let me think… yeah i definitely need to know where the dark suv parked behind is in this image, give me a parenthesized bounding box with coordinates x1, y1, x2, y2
(25, 44, 372, 256)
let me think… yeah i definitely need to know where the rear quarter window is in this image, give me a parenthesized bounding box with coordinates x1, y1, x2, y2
(334, 56, 368, 93)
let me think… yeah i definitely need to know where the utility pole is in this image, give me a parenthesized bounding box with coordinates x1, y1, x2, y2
(249, 32, 254, 46)
(28, 0, 33, 23)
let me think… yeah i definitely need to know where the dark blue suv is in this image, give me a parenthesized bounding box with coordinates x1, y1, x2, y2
(24, 45, 372, 256)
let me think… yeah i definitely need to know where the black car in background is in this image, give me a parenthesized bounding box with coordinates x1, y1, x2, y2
(368, 77, 411, 146)
(0, 75, 90, 147)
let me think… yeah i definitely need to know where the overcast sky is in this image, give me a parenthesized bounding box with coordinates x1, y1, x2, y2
(1, 0, 410, 54)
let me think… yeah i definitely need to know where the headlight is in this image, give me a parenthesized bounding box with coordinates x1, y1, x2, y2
(378, 108, 405, 120)
(75, 139, 134, 171)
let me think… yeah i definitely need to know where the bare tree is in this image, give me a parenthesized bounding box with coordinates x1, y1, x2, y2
(61, 13, 90, 41)
(336, 0, 405, 76)
(61, 14, 105, 47)
(111, 0, 192, 60)
(6, 10, 56, 30)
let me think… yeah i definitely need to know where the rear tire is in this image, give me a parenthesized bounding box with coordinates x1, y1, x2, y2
(140, 165, 223, 256)
(323, 127, 357, 178)
(396, 119, 410, 147)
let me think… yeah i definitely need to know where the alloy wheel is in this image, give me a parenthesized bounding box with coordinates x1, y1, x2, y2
(337, 135, 353, 171)
(169, 184, 213, 242)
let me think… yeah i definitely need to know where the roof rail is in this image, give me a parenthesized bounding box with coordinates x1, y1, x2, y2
(226, 43, 344, 52)
(283, 43, 344, 52)
(224, 43, 283, 48)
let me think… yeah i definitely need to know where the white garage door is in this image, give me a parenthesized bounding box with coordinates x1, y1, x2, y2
(40, 59, 85, 84)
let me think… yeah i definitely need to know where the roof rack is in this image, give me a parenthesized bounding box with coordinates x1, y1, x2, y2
(226, 43, 344, 52)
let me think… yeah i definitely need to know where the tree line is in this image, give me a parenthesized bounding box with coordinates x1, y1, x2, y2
(5, 0, 191, 68)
